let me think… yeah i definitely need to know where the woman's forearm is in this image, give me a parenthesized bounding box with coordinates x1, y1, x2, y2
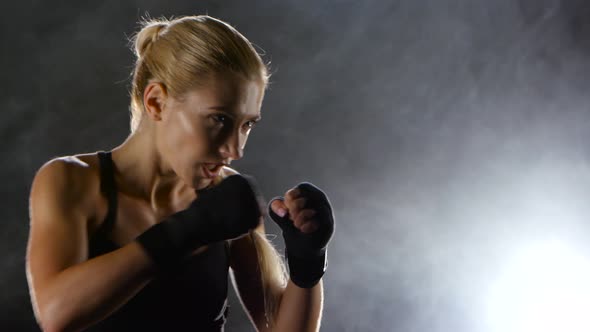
(273, 279, 323, 332)
(32, 242, 154, 332)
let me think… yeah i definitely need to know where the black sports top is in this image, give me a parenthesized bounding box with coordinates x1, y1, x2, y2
(85, 151, 230, 331)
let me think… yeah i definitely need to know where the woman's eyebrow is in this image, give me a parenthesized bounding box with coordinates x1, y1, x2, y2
(207, 105, 230, 112)
(207, 106, 261, 121)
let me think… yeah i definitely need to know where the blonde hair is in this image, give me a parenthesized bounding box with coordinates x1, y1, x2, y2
(210, 174, 287, 328)
(129, 16, 285, 327)
(128, 15, 270, 133)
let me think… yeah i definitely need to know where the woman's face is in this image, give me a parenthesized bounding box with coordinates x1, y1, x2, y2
(156, 72, 264, 189)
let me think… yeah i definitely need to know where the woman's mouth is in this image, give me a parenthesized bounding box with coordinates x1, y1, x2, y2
(202, 163, 223, 178)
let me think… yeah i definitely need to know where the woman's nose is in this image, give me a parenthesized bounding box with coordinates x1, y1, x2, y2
(219, 131, 243, 161)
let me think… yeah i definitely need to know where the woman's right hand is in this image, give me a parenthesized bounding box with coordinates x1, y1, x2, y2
(136, 174, 263, 269)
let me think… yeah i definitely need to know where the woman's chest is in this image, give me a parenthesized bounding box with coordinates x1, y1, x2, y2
(92, 192, 209, 256)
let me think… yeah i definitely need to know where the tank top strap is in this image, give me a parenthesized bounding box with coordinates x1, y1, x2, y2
(96, 150, 118, 236)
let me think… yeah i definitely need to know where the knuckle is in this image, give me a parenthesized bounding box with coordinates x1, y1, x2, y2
(296, 197, 306, 208)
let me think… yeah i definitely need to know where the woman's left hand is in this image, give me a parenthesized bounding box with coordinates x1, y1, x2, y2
(269, 186, 321, 234)
(267, 182, 335, 288)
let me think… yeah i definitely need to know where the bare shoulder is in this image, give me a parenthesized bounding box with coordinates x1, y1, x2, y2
(30, 153, 102, 226)
(32, 154, 98, 196)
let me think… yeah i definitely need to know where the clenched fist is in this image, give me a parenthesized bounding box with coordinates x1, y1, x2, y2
(268, 182, 335, 288)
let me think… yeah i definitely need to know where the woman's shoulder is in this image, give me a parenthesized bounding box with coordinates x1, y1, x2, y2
(34, 152, 101, 188)
(30, 152, 104, 221)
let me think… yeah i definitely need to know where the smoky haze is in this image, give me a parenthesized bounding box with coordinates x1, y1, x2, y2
(2, 0, 590, 331)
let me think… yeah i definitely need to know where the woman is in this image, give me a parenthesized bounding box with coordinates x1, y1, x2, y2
(26, 15, 334, 332)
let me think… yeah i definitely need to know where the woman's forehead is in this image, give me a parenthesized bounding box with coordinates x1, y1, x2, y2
(182, 74, 264, 116)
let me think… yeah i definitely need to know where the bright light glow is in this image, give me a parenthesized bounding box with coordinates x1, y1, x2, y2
(485, 240, 590, 332)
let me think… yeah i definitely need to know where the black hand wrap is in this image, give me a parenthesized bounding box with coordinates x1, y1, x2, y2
(268, 182, 335, 288)
(136, 174, 263, 270)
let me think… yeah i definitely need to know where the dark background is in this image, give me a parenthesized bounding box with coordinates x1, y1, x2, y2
(2, 0, 590, 331)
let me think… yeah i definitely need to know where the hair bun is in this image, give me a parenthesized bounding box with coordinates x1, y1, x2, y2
(133, 21, 168, 58)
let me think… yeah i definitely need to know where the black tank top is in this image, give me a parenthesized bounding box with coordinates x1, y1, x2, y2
(85, 151, 230, 331)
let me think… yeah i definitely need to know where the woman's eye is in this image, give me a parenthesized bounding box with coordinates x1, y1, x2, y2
(212, 114, 227, 124)
(210, 114, 257, 130)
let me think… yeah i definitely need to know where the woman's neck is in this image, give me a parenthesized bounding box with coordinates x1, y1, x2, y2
(109, 125, 195, 212)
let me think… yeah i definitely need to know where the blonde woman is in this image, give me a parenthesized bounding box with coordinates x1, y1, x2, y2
(25, 15, 335, 332)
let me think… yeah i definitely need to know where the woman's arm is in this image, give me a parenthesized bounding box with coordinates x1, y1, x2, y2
(229, 223, 323, 332)
(26, 159, 156, 332)
(275, 279, 323, 331)
(226, 166, 331, 331)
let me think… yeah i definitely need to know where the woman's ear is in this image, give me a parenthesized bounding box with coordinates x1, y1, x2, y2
(143, 82, 169, 122)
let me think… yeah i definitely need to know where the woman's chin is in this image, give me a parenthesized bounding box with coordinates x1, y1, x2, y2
(192, 177, 213, 190)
